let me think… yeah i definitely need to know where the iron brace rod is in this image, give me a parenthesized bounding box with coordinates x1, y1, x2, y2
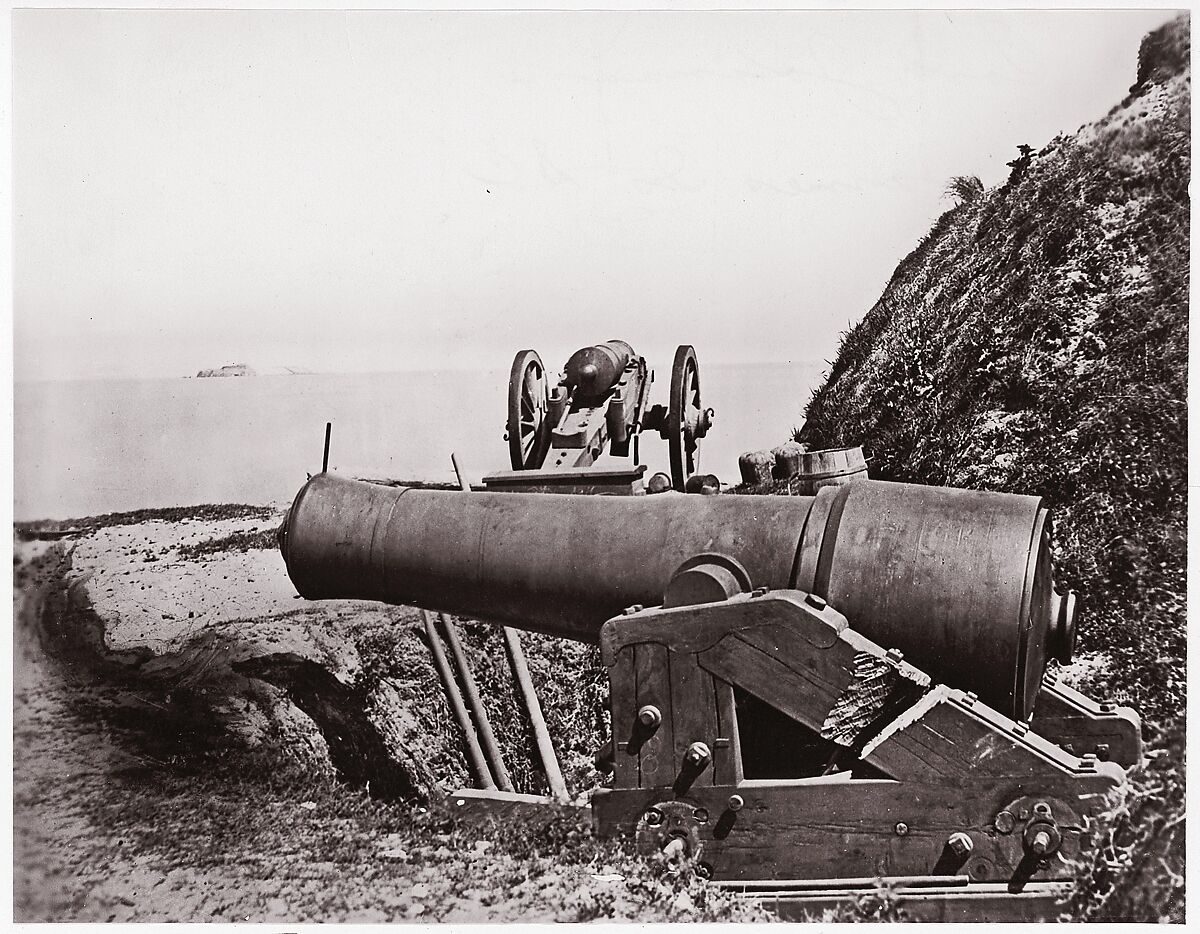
(451, 452, 470, 492)
(322, 422, 332, 473)
(422, 608, 494, 790)
(503, 626, 570, 803)
(438, 612, 514, 792)
(450, 451, 569, 802)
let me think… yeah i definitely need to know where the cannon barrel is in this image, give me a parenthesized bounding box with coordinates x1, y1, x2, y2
(563, 340, 635, 400)
(279, 473, 1075, 720)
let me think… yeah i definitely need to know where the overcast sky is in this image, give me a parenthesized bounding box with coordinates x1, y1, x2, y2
(13, 8, 1177, 382)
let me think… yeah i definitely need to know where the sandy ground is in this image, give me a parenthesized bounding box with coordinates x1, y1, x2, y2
(12, 512, 637, 922)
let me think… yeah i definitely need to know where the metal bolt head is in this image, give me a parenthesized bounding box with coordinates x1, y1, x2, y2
(685, 742, 712, 769)
(1033, 801, 1052, 819)
(805, 593, 827, 611)
(693, 807, 709, 823)
(623, 604, 644, 616)
(751, 587, 769, 597)
(1030, 830, 1052, 856)
(894, 822, 909, 837)
(644, 808, 663, 826)
(727, 794, 745, 812)
(637, 705, 663, 729)
(948, 832, 974, 857)
(994, 810, 1016, 834)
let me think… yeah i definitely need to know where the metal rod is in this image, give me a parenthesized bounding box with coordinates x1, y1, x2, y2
(422, 609, 494, 790)
(451, 451, 569, 802)
(322, 422, 332, 473)
(451, 451, 470, 492)
(438, 612, 514, 792)
(503, 626, 569, 803)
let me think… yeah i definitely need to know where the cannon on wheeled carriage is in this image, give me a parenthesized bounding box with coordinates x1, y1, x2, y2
(491, 341, 713, 494)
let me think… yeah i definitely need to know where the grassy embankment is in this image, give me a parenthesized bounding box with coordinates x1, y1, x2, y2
(792, 15, 1188, 922)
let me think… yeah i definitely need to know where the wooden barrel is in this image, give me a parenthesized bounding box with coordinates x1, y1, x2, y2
(786, 445, 869, 494)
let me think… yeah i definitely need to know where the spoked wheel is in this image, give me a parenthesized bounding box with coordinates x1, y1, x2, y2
(507, 349, 551, 470)
(666, 345, 713, 490)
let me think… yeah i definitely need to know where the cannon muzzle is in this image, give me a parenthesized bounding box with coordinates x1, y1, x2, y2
(279, 473, 1076, 720)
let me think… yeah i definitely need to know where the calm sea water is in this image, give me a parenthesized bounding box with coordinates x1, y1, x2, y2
(14, 362, 826, 521)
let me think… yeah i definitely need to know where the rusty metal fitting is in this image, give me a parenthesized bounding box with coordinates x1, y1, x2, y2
(804, 593, 827, 611)
(948, 832, 974, 857)
(1033, 801, 1052, 819)
(693, 807, 709, 823)
(1023, 822, 1062, 858)
(644, 808, 663, 826)
(637, 705, 663, 729)
(894, 822, 909, 837)
(1013, 720, 1030, 737)
(684, 742, 712, 769)
(751, 587, 769, 597)
(622, 604, 644, 616)
(885, 648, 904, 666)
(994, 810, 1016, 834)
(1098, 701, 1116, 713)
(727, 794, 745, 812)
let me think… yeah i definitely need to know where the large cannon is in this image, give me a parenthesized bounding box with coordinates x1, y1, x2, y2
(279, 472, 1141, 920)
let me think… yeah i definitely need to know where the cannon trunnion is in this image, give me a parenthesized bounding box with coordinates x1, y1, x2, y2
(279, 473, 1140, 921)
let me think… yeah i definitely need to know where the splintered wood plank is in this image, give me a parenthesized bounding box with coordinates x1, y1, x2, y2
(738, 623, 862, 702)
(700, 632, 844, 735)
(634, 642, 676, 788)
(669, 650, 720, 788)
(608, 645, 638, 789)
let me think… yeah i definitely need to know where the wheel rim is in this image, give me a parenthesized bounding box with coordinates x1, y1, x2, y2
(668, 345, 702, 491)
(508, 350, 550, 470)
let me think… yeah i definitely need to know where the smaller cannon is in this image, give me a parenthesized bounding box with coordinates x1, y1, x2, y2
(501, 342, 713, 492)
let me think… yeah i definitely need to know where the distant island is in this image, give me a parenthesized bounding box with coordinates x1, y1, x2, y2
(196, 364, 255, 378)
(193, 365, 314, 378)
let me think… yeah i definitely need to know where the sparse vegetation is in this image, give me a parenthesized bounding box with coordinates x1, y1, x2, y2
(17, 503, 279, 537)
(798, 14, 1188, 923)
(944, 174, 985, 204)
(176, 527, 280, 560)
